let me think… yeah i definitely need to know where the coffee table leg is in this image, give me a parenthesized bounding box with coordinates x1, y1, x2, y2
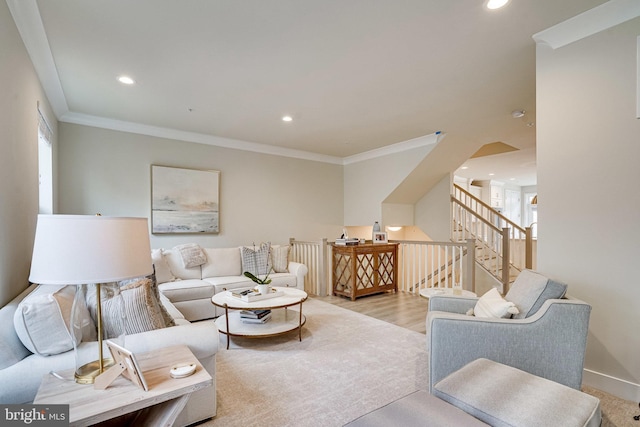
(298, 302, 303, 342)
(224, 303, 230, 350)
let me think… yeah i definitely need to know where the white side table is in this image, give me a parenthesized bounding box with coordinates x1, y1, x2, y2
(34, 345, 212, 426)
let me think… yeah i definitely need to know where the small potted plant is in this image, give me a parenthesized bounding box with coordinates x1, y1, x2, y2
(243, 269, 272, 295)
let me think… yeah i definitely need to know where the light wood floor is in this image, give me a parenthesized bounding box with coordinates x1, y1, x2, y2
(312, 290, 429, 334)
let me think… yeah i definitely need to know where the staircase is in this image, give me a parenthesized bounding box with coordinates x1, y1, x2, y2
(451, 184, 535, 294)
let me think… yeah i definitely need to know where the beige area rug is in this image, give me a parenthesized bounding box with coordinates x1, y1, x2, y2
(201, 299, 429, 427)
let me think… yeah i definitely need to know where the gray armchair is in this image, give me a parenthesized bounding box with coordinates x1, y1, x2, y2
(426, 270, 591, 392)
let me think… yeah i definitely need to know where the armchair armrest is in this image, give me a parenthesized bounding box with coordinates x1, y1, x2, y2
(287, 261, 308, 290)
(427, 298, 591, 392)
(428, 295, 478, 314)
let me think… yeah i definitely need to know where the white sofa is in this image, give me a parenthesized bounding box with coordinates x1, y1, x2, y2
(0, 284, 218, 427)
(154, 244, 308, 320)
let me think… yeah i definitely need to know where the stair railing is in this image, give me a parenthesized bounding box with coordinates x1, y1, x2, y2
(452, 184, 535, 293)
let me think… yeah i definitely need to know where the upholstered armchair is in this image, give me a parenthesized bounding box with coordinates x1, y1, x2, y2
(426, 270, 591, 392)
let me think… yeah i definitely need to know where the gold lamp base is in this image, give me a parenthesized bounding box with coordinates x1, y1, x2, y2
(75, 358, 115, 384)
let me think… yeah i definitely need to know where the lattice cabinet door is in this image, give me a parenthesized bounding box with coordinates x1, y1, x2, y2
(331, 243, 398, 300)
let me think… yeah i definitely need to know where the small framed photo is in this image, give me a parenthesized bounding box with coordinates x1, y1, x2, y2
(372, 231, 388, 243)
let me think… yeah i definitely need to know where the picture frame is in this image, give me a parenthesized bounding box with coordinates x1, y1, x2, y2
(99, 340, 149, 391)
(151, 165, 220, 234)
(372, 231, 388, 243)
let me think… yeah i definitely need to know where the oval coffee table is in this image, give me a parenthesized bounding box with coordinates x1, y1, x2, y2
(211, 286, 308, 349)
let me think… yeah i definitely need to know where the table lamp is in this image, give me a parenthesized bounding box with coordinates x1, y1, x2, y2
(29, 214, 152, 384)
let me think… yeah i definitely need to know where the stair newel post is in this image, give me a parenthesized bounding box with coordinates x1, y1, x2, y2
(464, 239, 476, 293)
(501, 227, 510, 294)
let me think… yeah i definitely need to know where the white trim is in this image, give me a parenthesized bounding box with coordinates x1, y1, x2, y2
(637, 36, 640, 119)
(60, 112, 344, 164)
(583, 368, 640, 402)
(533, 0, 640, 49)
(342, 132, 443, 165)
(6, 0, 68, 118)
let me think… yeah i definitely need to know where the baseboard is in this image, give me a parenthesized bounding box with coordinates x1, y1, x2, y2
(583, 368, 640, 402)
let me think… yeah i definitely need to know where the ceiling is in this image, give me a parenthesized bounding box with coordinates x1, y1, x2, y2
(12, 0, 607, 182)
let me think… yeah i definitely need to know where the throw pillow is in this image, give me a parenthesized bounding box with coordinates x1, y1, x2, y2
(13, 285, 92, 356)
(174, 243, 207, 268)
(202, 247, 242, 277)
(241, 242, 271, 276)
(505, 270, 568, 319)
(151, 248, 176, 284)
(271, 245, 290, 273)
(473, 288, 520, 319)
(120, 270, 176, 328)
(120, 278, 169, 333)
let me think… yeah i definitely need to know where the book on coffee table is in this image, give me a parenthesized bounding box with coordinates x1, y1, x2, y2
(227, 288, 284, 302)
(241, 313, 272, 324)
(239, 309, 271, 319)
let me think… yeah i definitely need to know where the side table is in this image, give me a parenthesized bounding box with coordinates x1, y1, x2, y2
(34, 345, 212, 427)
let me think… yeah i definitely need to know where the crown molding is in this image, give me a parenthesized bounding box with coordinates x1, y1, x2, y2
(7, 0, 68, 118)
(533, 0, 640, 49)
(342, 132, 443, 165)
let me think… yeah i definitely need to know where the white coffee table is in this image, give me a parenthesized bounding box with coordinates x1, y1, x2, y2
(211, 286, 308, 349)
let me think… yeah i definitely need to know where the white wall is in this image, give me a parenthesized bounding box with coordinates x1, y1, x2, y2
(343, 144, 434, 227)
(414, 174, 451, 241)
(536, 17, 640, 400)
(0, 2, 57, 305)
(58, 123, 344, 249)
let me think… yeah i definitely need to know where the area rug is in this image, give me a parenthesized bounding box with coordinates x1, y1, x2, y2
(200, 299, 429, 426)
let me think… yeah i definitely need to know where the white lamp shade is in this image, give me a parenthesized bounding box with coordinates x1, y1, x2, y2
(29, 215, 153, 285)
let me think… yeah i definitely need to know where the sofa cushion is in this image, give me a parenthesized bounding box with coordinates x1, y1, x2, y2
(163, 249, 202, 280)
(174, 243, 208, 268)
(241, 242, 271, 276)
(473, 288, 519, 318)
(13, 285, 89, 356)
(505, 270, 568, 319)
(151, 248, 176, 284)
(202, 247, 242, 277)
(271, 245, 290, 273)
(159, 279, 216, 302)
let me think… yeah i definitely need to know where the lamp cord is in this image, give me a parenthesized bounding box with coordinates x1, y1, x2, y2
(634, 401, 640, 421)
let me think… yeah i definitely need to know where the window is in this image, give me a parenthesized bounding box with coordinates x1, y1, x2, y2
(38, 108, 53, 214)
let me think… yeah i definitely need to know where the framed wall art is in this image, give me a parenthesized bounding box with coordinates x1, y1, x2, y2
(151, 165, 220, 234)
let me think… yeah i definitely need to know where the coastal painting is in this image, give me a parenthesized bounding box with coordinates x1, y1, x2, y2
(151, 165, 220, 234)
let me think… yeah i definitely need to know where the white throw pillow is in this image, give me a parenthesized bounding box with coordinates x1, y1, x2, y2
(270, 245, 290, 273)
(13, 285, 92, 356)
(473, 288, 520, 318)
(151, 248, 176, 284)
(241, 242, 271, 276)
(174, 243, 207, 268)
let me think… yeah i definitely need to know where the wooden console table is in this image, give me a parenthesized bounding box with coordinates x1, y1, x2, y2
(331, 242, 398, 300)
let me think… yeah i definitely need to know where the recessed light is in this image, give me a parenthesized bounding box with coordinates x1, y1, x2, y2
(461, 166, 469, 170)
(486, 0, 509, 10)
(489, 173, 495, 176)
(117, 75, 135, 85)
(282, 116, 293, 122)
